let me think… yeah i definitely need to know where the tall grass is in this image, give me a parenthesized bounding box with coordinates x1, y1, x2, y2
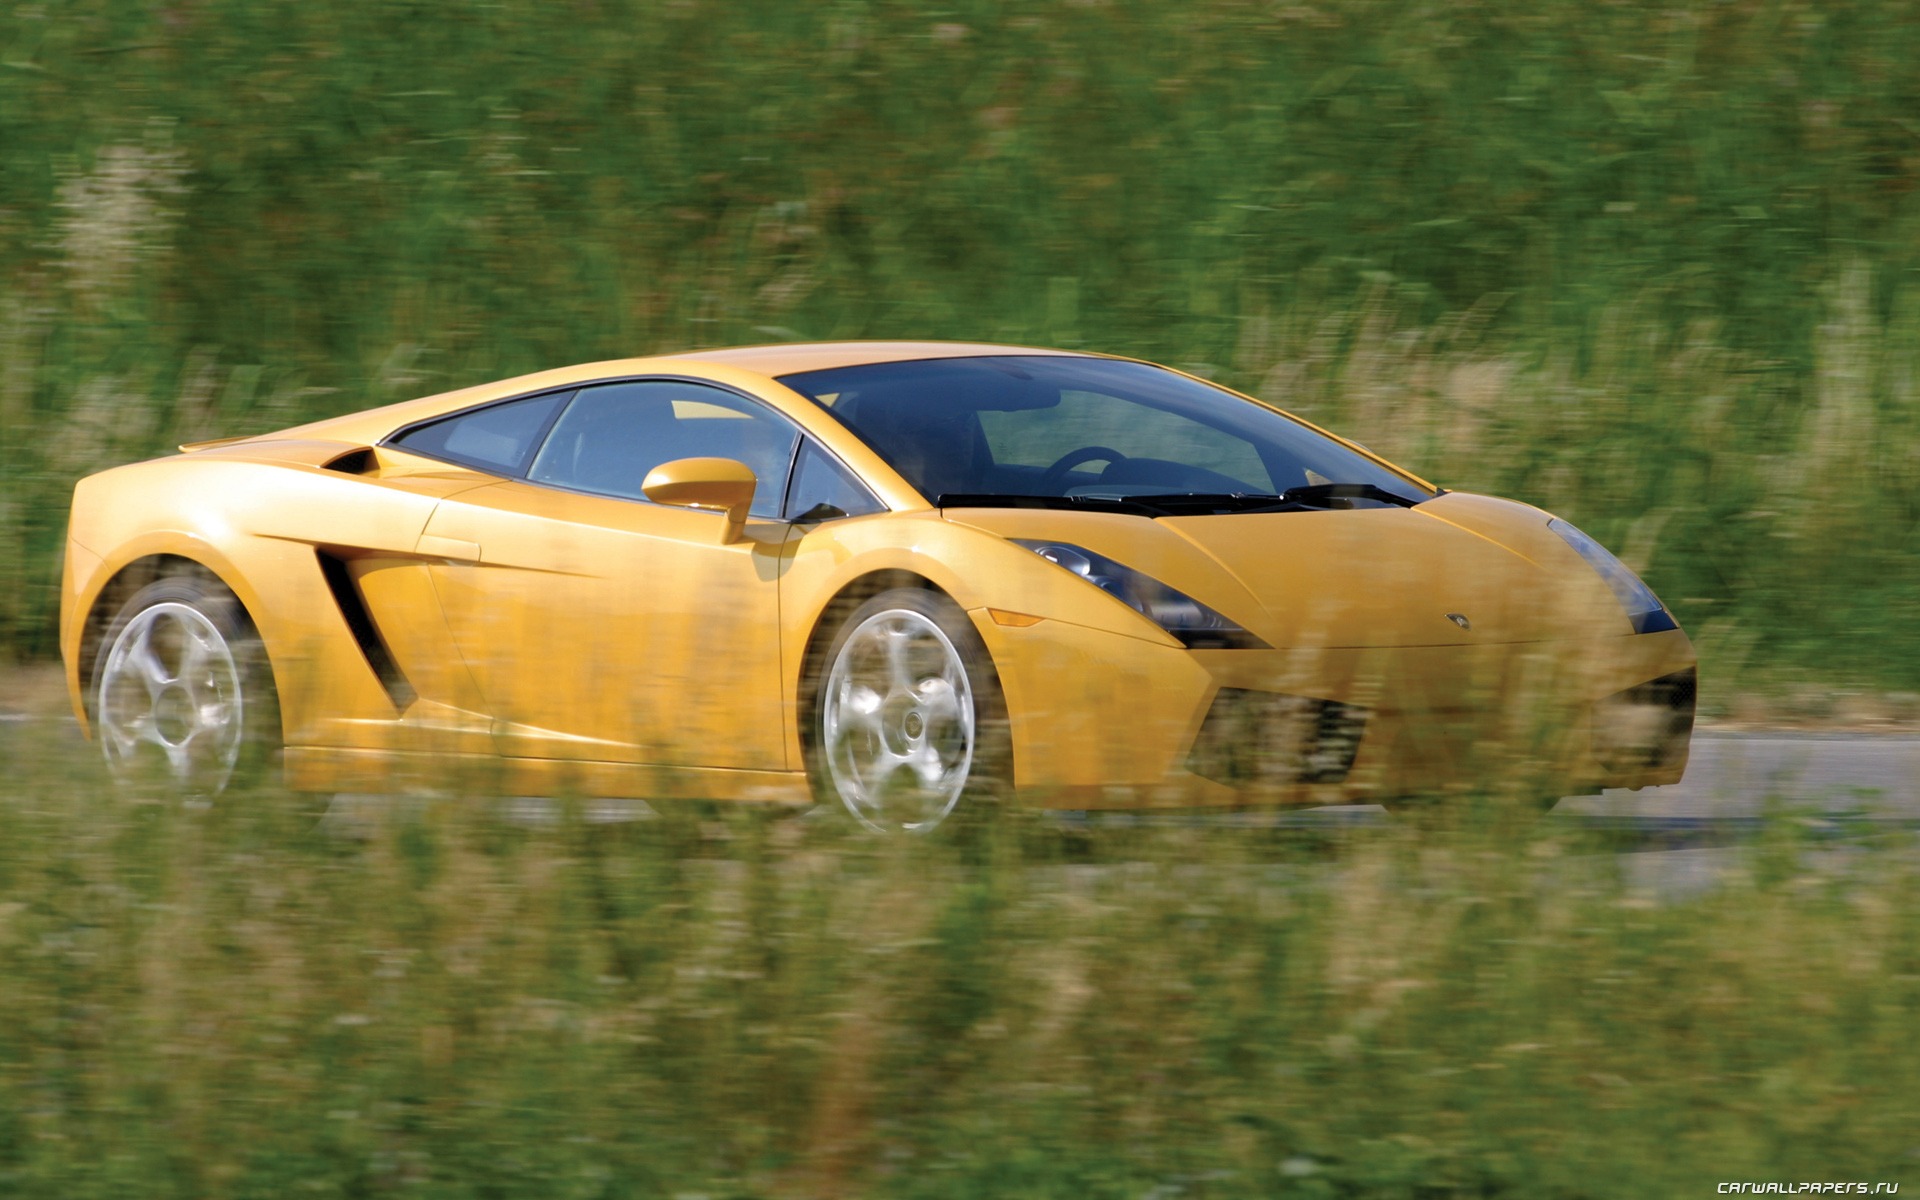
(0, 726, 1914, 1197)
(4, 0, 1920, 691)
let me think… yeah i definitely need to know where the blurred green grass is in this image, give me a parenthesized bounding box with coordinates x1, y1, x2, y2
(4, 0, 1920, 697)
(0, 724, 1915, 1197)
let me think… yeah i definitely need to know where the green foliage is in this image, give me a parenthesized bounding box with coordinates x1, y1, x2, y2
(4, 0, 1920, 688)
(0, 729, 1915, 1197)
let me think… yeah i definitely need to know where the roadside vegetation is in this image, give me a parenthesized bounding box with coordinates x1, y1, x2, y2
(4, 0, 1920, 697)
(1, 718, 1916, 1197)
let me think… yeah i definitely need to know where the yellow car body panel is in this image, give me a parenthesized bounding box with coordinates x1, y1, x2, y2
(63, 341, 1695, 807)
(416, 479, 791, 768)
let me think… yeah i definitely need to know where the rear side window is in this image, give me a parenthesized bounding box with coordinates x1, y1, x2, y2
(389, 391, 570, 474)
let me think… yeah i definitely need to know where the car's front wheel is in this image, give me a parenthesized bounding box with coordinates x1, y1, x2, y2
(91, 568, 279, 797)
(809, 587, 1008, 834)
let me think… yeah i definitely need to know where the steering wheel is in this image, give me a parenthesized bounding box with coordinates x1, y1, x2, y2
(1039, 445, 1129, 493)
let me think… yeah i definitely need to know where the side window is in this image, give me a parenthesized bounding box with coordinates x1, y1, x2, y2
(784, 439, 884, 521)
(527, 381, 801, 519)
(388, 390, 571, 475)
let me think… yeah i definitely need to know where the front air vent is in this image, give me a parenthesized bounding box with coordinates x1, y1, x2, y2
(1187, 688, 1369, 787)
(1592, 667, 1696, 771)
(315, 551, 416, 710)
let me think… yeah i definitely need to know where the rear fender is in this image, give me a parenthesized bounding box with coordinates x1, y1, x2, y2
(64, 531, 268, 737)
(63, 454, 484, 742)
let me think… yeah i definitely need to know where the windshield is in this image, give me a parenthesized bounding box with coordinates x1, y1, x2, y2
(778, 355, 1431, 509)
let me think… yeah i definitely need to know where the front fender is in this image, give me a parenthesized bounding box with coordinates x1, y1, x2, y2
(776, 510, 1185, 771)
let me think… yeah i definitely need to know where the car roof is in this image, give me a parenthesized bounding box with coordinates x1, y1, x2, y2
(221, 341, 1101, 451)
(658, 340, 1091, 376)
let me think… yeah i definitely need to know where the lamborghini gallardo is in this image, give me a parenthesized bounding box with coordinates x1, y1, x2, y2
(61, 342, 1695, 830)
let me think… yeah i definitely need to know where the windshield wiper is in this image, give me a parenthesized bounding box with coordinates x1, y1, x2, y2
(1095, 492, 1286, 515)
(1254, 483, 1427, 511)
(1105, 486, 1424, 513)
(935, 485, 1428, 518)
(935, 493, 1172, 516)
(937, 492, 1294, 516)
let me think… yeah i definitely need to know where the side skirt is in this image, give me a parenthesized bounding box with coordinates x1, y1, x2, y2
(283, 746, 813, 805)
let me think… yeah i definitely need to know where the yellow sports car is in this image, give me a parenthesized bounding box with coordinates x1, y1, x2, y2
(60, 342, 1695, 830)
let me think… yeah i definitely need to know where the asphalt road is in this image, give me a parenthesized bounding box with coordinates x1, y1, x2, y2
(1062, 730, 1920, 826)
(1046, 730, 1920, 897)
(1561, 730, 1920, 819)
(1546, 730, 1920, 897)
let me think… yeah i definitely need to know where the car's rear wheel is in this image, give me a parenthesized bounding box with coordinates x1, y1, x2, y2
(809, 588, 1009, 834)
(91, 569, 279, 797)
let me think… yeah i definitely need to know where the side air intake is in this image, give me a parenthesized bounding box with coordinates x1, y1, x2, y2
(315, 551, 416, 710)
(321, 447, 377, 474)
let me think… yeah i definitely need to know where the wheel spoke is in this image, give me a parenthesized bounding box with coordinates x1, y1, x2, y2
(884, 623, 914, 692)
(197, 696, 236, 730)
(179, 624, 216, 682)
(102, 711, 148, 756)
(908, 741, 946, 787)
(180, 719, 240, 769)
(838, 683, 883, 728)
(917, 678, 962, 726)
(161, 737, 195, 780)
(868, 750, 914, 798)
(129, 621, 172, 696)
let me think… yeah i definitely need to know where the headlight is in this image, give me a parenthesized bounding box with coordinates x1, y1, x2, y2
(1011, 539, 1269, 649)
(1547, 519, 1678, 634)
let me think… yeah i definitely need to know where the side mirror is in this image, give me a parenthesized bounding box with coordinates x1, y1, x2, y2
(641, 457, 757, 542)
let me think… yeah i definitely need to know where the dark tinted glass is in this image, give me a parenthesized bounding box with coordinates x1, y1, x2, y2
(527, 381, 800, 518)
(780, 356, 1429, 504)
(389, 390, 569, 474)
(784, 439, 884, 521)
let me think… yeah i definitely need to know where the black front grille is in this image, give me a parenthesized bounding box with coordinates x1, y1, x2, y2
(1187, 688, 1370, 787)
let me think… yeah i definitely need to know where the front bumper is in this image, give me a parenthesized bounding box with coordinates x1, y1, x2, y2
(974, 615, 1696, 808)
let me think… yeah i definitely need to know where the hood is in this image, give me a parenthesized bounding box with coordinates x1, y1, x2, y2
(944, 493, 1628, 648)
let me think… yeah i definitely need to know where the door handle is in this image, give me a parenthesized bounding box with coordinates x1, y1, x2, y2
(418, 534, 481, 563)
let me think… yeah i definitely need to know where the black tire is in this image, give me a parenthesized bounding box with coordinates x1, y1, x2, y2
(89, 567, 281, 797)
(804, 587, 1011, 834)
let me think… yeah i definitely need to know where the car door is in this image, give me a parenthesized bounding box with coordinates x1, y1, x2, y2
(414, 379, 800, 769)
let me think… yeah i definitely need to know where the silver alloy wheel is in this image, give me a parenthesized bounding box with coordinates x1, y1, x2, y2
(96, 600, 246, 793)
(822, 607, 977, 833)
